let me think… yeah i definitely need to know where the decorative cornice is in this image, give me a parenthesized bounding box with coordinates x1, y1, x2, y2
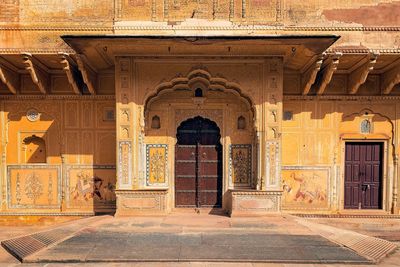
(0, 94, 115, 100)
(230, 190, 283, 196)
(283, 95, 400, 101)
(0, 212, 94, 216)
(0, 26, 112, 31)
(283, 26, 400, 32)
(0, 49, 75, 54)
(115, 189, 168, 195)
(1, 48, 399, 56)
(293, 214, 400, 219)
(0, 25, 399, 32)
(327, 48, 400, 54)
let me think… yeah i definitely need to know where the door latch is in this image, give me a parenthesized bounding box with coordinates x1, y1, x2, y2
(362, 184, 370, 191)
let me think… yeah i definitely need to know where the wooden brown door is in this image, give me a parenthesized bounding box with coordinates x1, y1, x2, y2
(344, 142, 383, 209)
(175, 117, 222, 208)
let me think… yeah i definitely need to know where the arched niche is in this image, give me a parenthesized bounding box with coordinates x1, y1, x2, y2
(23, 135, 47, 163)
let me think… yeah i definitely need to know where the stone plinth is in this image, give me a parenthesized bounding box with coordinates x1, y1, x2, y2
(228, 190, 282, 216)
(115, 189, 168, 216)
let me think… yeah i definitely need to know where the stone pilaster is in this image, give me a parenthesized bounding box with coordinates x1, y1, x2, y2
(263, 57, 283, 192)
(0, 102, 4, 210)
(115, 57, 134, 190)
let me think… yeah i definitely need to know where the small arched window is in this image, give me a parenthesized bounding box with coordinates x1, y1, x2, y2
(194, 88, 203, 97)
(23, 135, 46, 163)
(237, 116, 246, 130)
(151, 115, 161, 129)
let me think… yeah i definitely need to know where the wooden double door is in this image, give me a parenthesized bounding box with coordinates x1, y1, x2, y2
(175, 117, 222, 208)
(344, 142, 383, 209)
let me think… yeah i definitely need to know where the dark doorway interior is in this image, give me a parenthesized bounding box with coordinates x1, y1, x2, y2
(344, 142, 383, 209)
(175, 116, 222, 208)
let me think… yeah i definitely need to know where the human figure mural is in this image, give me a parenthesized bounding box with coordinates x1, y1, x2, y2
(282, 170, 327, 207)
(70, 171, 115, 203)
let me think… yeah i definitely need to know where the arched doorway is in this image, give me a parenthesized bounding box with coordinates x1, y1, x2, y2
(175, 116, 222, 208)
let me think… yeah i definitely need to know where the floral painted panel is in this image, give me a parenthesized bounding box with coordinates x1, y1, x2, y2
(146, 144, 168, 186)
(66, 165, 116, 211)
(230, 145, 252, 186)
(282, 167, 330, 210)
(7, 165, 61, 209)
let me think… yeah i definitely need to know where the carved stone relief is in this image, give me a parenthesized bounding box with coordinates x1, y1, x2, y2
(266, 141, 280, 188)
(118, 141, 132, 189)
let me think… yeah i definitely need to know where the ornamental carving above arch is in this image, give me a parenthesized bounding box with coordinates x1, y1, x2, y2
(143, 68, 256, 115)
(143, 68, 257, 132)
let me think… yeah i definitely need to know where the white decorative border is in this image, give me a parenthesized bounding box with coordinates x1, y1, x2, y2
(266, 141, 280, 188)
(281, 166, 331, 211)
(6, 164, 61, 209)
(229, 144, 252, 188)
(118, 141, 132, 189)
(65, 165, 116, 209)
(146, 144, 168, 187)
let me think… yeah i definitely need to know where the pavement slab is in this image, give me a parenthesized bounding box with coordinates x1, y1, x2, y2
(26, 231, 369, 264)
(2, 213, 400, 266)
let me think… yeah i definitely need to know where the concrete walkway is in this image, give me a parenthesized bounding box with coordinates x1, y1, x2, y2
(1, 213, 399, 266)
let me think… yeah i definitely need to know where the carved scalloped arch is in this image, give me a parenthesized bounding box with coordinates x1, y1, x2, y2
(143, 68, 256, 123)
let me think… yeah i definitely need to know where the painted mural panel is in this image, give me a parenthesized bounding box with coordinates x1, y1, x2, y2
(66, 165, 116, 211)
(282, 167, 329, 210)
(146, 144, 168, 186)
(230, 145, 252, 187)
(7, 165, 61, 209)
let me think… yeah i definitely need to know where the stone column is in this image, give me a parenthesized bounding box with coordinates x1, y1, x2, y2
(393, 153, 398, 214)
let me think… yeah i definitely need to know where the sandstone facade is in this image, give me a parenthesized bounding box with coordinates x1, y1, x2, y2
(0, 1, 399, 215)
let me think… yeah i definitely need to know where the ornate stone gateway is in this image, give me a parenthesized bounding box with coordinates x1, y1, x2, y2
(175, 117, 222, 208)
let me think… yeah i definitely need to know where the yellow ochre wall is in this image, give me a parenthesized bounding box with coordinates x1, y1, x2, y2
(0, 98, 116, 214)
(282, 99, 399, 213)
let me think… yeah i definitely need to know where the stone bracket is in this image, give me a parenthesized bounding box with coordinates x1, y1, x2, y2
(21, 53, 49, 94)
(348, 53, 378, 95)
(302, 54, 324, 95)
(316, 52, 342, 95)
(381, 63, 400, 95)
(0, 61, 19, 94)
(59, 53, 82, 95)
(76, 54, 97, 95)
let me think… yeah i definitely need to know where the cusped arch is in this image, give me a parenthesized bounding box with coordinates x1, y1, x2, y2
(143, 68, 256, 123)
(343, 108, 396, 152)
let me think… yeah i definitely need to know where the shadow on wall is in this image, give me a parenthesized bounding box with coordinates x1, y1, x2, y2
(5, 103, 116, 215)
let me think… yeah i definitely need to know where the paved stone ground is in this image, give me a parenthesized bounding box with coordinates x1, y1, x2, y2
(1, 213, 400, 266)
(26, 231, 367, 263)
(306, 217, 400, 242)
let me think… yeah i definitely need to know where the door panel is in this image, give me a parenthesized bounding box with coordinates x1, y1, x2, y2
(175, 144, 197, 207)
(175, 117, 222, 208)
(344, 142, 382, 209)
